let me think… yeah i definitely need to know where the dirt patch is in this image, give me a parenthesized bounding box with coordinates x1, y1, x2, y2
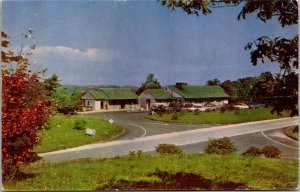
(97, 170, 246, 190)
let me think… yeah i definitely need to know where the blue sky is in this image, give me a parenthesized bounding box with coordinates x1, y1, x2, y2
(3, 0, 298, 86)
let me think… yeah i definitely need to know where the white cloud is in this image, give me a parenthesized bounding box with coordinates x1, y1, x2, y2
(32, 46, 118, 63)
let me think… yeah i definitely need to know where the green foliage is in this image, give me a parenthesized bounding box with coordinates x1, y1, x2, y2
(128, 150, 144, 159)
(169, 102, 183, 112)
(171, 113, 179, 120)
(242, 147, 262, 157)
(204, 137, 237, 155)
(206, 78, 221, 86)
(155, 144, 183, 155)
(220, 76, 260, 102)
(73, 119, 87, 130)
(136, 73, 161, 94)
(54, 87, 82, 113)
(251, 71, 298, 116)
(262, 145, 282, 159)
(220, 104, 238, 113)
(44, 74, 60, 93)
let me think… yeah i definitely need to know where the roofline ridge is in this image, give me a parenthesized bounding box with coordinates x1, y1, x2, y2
(86, 90, 97, 99)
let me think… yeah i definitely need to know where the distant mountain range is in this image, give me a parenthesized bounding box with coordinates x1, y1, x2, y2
(63, 85, 139, 93)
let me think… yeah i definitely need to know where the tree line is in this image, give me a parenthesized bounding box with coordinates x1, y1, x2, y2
(206, 72, 276, 104)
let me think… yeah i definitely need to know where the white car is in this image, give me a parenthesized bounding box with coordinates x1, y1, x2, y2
(187, 106, 206, 112)
(234, 104, 249, 109)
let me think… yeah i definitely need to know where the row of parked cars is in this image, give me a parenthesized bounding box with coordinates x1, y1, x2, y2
(150, 102, 265, 113)
(184, 103, 218, 112)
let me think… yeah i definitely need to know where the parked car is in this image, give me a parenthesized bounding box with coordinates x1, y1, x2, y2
(204, 103, 219, 110)
(234, 104, 249, 109)
(186, 106, 206, 112)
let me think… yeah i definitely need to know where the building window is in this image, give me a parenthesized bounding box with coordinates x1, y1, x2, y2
(87, 100, 90, 106)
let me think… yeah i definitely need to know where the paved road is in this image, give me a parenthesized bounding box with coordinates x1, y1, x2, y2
(39, 117, 298, 163)
(178, 127, 298, 160)
(83, 112, 216, 139)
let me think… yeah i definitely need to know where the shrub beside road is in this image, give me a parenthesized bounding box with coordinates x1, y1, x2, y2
(146, 108, 291, 124)
(34, 115, 123, 153)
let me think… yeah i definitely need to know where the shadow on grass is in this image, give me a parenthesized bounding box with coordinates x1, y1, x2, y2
(98, 170, 246, 190)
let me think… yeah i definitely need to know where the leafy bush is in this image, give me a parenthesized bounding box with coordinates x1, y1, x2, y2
(169, 102, 184, 112)
(205, 108, 212, 112)
(220, 107, 226, 113)
(242, 147, 262, 157)
(156, 144, 183, 155)
(193, 109, 200, 115)
(184, 103, 193, 108)
(171, 113, 179, 120)
(136, 150, 144, 158)
(74, 119, 87, 130)
(204, 137, 237, 155)
(220, 104, 237, 113)
(262, 145, 282, 158)
(128, 151, 137, 159)
(152, 105, 167, 113)
(2, 31, 52, 180)
(57, 106, 77, 115)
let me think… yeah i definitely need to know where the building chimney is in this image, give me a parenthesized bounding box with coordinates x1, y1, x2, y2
(176, 82, 187, 90)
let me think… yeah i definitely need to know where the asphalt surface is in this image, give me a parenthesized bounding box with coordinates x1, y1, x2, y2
(83, 111, 216, 139)
(39, 113, 299, 163)
(179, 128, 298, 160)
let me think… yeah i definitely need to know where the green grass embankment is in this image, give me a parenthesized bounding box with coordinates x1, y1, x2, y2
(34, 115, 123, 153)
(4, 154, 298, 190)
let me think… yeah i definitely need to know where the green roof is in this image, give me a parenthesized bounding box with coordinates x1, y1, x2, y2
(89, 90, 109, 100)
(168, 85, 229, 99)
(99, 88, 138, 100)
(148, 89, 172, 100)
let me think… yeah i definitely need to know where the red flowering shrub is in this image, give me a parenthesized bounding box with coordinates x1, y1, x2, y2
(2, 31, 52, 179)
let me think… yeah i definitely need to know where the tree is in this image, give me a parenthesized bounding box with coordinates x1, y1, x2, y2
(221, 80, 234, 98)
(136, 73, 162, 95)
(69, 88, 82, 109)
(44, 74, 60, 93)
(219, 75, 260, 103)
(206, 78, 221, 86)
(160, 0, 298, 116)
(2, 31, 52, 179)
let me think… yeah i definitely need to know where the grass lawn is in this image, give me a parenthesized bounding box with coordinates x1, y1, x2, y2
(34, 115, 123, 153)
(284, 126, 298, 140)
(3, 154, 298, 190)
(146, 108, 291, 124)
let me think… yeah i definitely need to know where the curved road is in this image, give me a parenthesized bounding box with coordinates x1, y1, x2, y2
(39, 113, 298, 163)
(83, 111, 217, 139)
